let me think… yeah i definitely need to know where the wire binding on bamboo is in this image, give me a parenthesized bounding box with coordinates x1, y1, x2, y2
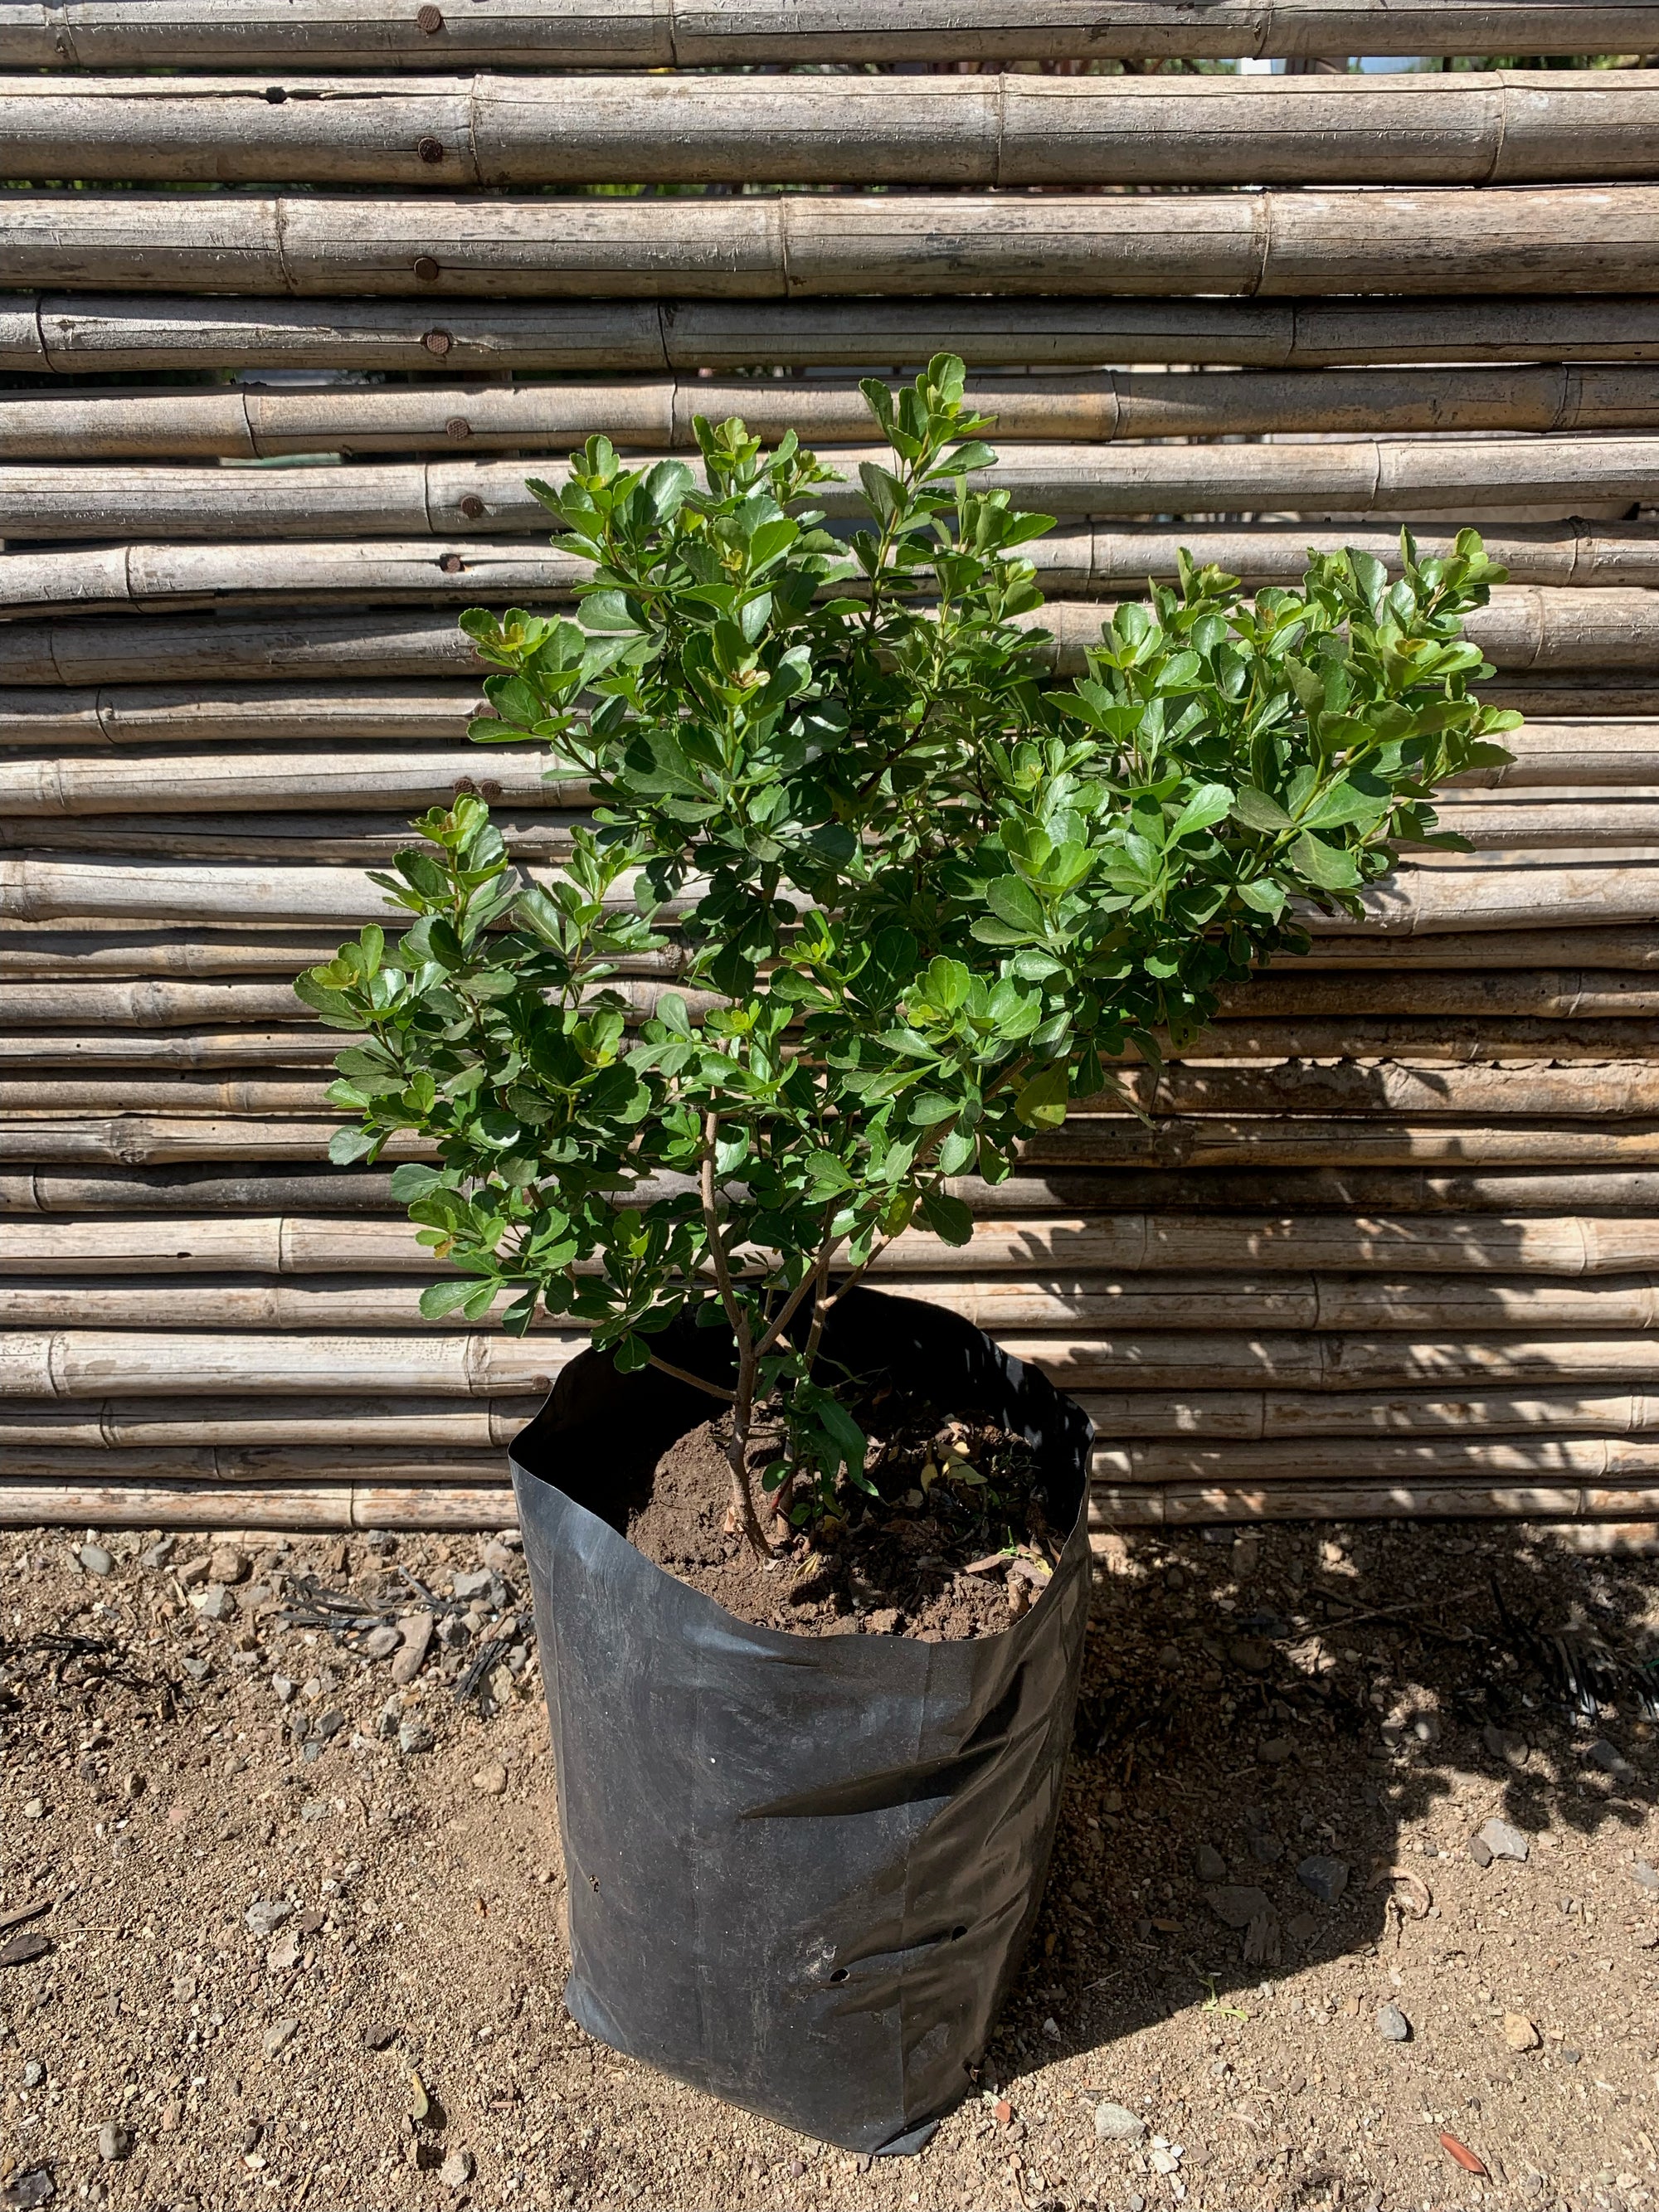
(16, 366, 1659, 463)
(5, 73, 1659, 190)
(7, 188, 1659, 300)
(0, 2, 1646, 70)
(16, 293, 1659, 376)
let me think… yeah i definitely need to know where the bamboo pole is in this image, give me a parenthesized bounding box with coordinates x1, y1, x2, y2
(0, 1031, 338, 1071)
(1292, 926, 1659, 970)
(1078, 1384, 1659, 1441)
(1, 588, 1651, 690)
(7, 1163, 1659, 1219)
(1094, 1432, 1659, 1486)
(1, 1395, 542, 1447)
(1, 1165, 401, 1213)
(0, 683, 484, 749)
(14, 1113, 1659, 1172)
(13, 1323, 1659, 1402)
(0, 1441, 514, 1482)
(4, 73, 1659, 191)
(1216, 970, 1659, 1016)
(14, 1269, 1659, 1334)
(5, 1057, 1657, 1120)
(17, 366, 1659, 464)
(0, 928, 429, 977)
(1024, 1121, 1659, 1171)
(22, 1382, 1659, 1451)
(9, 189, 1659, 301)
(0, 3, 1647, 70)
(10, 440, 1659, 541)
(0, 1480, 520, 1530)
(1091, 1480, 1646, 1527)
(1, 750, 575, 816)
(20, 292, 1659, 377)
(0, 810, 580, 863)
(22, 527, 1659, 616)
(16, 1209, 1659, 1280)
(0, 1116, 432, 1164)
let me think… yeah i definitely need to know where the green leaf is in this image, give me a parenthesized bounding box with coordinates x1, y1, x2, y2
(985, 876, 1045, 935)
(1013, 1065, 1069, 1131)
(419, 1279, 488, 1320)
(1290, 831, 1363, 891)
(1232, 787, 1293, 834)
(917, 1189, 974, 1246)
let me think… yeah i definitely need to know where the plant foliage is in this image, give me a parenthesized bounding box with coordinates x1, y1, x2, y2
(299, 357, 1515, 1542)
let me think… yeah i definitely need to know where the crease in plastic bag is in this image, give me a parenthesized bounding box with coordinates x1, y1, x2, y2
(510, 1285, 1094, 2155)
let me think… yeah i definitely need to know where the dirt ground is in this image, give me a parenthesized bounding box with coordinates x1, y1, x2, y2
(2, 1514, 1656, 2212)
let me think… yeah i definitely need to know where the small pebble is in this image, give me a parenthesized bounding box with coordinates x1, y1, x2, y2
(1375, 2003, 1412, 2043)
(1585, 1737, 1632, 1778)
(1193, 1844, 1227, 1884)
(398, 1718, 435, 1757)
(1476, 1817, 1530, 1864)
(392, 1612, 435, 1687)
(362, 1625, 402, 1661)
(471, 1761, 508, 1796)
(261, 2015, 298, 2058)
(139, 1535, 175, 1569)
(1205, 1885, 1271, 1930)
(1633, 1857, 1659, 1894)
(193, 1583, 236, 1622)
(439, 2149, 475, 2190)
(77, 1544, 113, 1578)
(208, 1543, 249, 1586)
(1503, 2012, 1540, 2052)
(5, 2169, 55, 2208)
(1258, 1738, 1293, 1765)
(1095, 2102, 1146, 2143)
(363, 2021, 400, 2051)
(96, 2121, 134, 2162)
(244, 1898, 291, 1937)
(452, 1569, 494, 1602)
(1296, 1855, 1350, 1906)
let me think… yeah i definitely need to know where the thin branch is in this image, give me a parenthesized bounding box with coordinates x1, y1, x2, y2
(645, 1354, 737, 1405)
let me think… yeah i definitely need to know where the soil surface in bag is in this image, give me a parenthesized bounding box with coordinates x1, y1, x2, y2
(628, 1400, 1062, 1640)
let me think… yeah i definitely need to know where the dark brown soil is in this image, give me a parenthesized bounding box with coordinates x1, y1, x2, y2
(625, 1403, 1059, 1641)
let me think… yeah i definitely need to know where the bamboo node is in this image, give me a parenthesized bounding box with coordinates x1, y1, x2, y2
(414, 258, 440, 283)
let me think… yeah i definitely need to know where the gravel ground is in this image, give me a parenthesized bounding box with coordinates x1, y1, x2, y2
(1, 1515, 1655, 2212)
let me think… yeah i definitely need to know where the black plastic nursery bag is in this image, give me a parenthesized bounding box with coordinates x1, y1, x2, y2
(509, 1286, 1094, 2156)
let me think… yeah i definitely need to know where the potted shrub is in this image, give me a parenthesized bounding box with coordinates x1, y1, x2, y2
(300, 358, 1514, 2152)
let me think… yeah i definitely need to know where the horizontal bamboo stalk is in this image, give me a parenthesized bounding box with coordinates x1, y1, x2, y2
(11, 189, 1659, 301)
(22, 527, 1659, 620)
(9, 1164, 1659, 1222)
(12, 970, 1659, 1032)
(6, 73, 1659, 191)
(0, 587, 1650, 690)
(1289, 926, 1659, 971)
(14, 1269, 1659, 1334)
(1, 747, 572, 814)
(20, 292, 1659, 377)
(17, 1210, 1659, 1280)
(14, 1323, 1659, 1401)
(0, 681, 484, 749)
(0, 1030, 338, 1070)
(13, 1111, 1659, 1171)
(1076, 1385, 1659, 1441)
(12, 1012, 1658, 1073)
(5, 1058, 1656, 1121)
(0, 1393, 542, 1447)
(12, 440, 1659, 542)
(20, 365, 1659, 464)
(1216, 968, 1659, 1016)
(1092, 1480, 1659, 1527)
(7, 922, 1659, 985)
(0, 1480, 519, 1530)
(0, 1116, 431, 1164)
(1025, 1120, 1659, 1170)
(0, 926, 688, 980)
(20, 1382, 1659, 1451)
(0, 3, 1647, 70)
(1094, 1432, 1659, 1485)
(0, 1165, 400, 1213)
(0, 810, 581, 863)
(0, 1441, 518, 1484)
(22, 795, 1632, 863)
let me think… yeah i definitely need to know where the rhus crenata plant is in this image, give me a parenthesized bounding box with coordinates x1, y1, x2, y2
(301, 354, 1515, 1552)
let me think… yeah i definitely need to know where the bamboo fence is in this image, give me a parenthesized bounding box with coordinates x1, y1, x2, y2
(9, 20, 1659, 1534)
(0, 2, 1648, 68)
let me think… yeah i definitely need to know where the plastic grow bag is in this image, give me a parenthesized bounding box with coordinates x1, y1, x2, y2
(509, 1284, 1094, 2156)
